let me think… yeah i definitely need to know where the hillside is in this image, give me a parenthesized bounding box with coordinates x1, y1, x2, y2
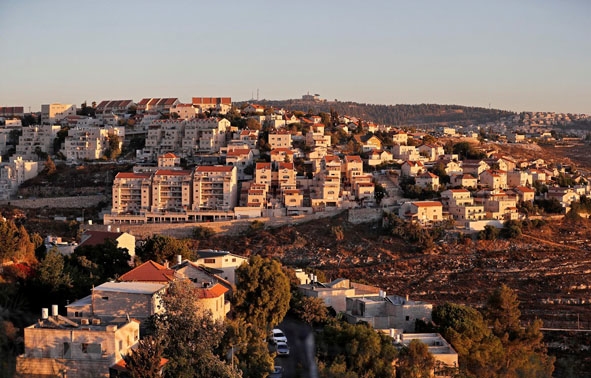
(237, 99, 515, 126)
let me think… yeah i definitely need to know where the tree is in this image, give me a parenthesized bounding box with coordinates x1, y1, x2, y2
(396, 339, 435, 378)
(150, 280, 240, 378)
(123, 335, 165, 378)
(233, 255, 291, 331)
(292, 296, 330, 327)
(374, 183, 387, 205)
(136, 235, 192, 264)
(317, 321, 397, 377)
(192, 226, 215, 240)
(44, 156, 57, 175)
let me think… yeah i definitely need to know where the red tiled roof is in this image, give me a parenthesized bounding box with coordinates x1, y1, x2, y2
(79, 231, 123, 247)
(194, 283, 228, 299)
(137, 98, 151, 106)
(516, 186, 535, 193)
(115, 172, 152, 179)
(195, 166, 234, 172)
(160, 152, 179, 158)
(413, 201, 442, 207)
(278, 162, 294, 169)
(154, 169, 192, 176)
(256, 162, 271, 169)
(227, 149, 251, 156)
(119, 261, 176, 282)
(345, 155, 363, 162)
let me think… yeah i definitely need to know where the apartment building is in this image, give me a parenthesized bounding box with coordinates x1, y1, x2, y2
(64, 126, 123, 161)
(0, 156, 39, 200)
(41, 103, 76, 124)
(192, 166, 238, 211)
(111, 172, 153, 215)
(151, 169, 192, 212)
(16, 125, 61, 160)
(268, 130, 292, 149)
(191, 97, 232, 115)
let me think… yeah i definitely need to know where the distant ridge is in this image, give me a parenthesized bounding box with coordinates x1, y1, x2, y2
(236, 99, 515, 126)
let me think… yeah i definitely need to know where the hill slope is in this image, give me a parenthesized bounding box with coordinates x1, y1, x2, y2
(237, 99, 515, 126)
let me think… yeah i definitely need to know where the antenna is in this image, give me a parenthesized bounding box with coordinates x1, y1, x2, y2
(257, 89, 259, 101)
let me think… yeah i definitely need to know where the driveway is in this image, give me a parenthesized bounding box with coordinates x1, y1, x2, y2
(273, 316, 318, 378)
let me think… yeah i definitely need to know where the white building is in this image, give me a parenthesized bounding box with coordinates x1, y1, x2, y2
(41, 103, 76, 124)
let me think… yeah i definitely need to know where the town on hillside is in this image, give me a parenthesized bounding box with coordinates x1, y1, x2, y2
(1, 96, 591, 378)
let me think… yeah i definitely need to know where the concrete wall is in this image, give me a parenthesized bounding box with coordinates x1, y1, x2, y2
(348, 208, 383, 224)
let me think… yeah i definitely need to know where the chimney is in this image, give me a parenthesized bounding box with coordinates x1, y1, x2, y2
(405, 294, 409, 302)
(177, 254, 182, 265)
(52, 304, 58, 317)
(107, 225, 111, 232)
(41, 308, 49, 320)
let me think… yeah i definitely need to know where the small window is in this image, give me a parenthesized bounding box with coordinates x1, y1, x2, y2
(102, 296, 109, 300)
(204, 258, 215, 264)
(232, 258, 236, 262)
(406, 316, 410, 321)
(119, 340, 123, 350)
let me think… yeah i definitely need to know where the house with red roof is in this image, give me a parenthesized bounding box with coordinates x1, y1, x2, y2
(416, 171, 440, 190)
(399, 201, 443, 223)
(79, 230, 136, 258)
(401, 161, 425, 177)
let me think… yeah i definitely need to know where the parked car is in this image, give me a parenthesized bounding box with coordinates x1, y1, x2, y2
(270, 328, 287, 344)
(275, 341, 290, 356)
(269, 365, 284, 378)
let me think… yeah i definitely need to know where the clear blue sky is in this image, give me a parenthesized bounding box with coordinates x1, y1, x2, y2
(1, 0, 589, 114)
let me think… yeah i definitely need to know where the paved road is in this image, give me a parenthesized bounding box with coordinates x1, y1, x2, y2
(274, 317, 317, 378)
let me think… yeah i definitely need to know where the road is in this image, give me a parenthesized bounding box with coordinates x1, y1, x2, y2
(274, 317, 317, 378)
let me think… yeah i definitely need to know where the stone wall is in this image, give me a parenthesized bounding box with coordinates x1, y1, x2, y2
(0, 195, 107, 209)
(347, 208, 383, 224)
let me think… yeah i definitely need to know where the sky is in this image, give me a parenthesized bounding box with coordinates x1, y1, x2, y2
(1, 0, 590, 114)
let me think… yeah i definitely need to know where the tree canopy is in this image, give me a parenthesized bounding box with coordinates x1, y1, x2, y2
(149, 279, 240, 378)
(136, 234, 192, 264)
(233, 255, 291, 331)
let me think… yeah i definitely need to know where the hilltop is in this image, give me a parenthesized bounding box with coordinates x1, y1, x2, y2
(236, 99, 515, 126)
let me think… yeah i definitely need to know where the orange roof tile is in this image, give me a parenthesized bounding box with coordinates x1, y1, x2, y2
(195, 166, 234, 172)
(194, 283, 228, 299)
(413, 201, 442, 207)
(119, 261, 176, 282)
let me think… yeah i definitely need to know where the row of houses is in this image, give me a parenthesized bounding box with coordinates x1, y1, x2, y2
(16, 243, 248, 378)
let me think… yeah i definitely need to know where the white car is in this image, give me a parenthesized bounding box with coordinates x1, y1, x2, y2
(270, 328, 287, 344)
(275, 341, 290, 356)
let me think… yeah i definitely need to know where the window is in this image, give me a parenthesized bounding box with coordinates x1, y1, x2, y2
(232, 258, 236, 262)
(204, 258, 215, 264)
(101, 296, 109, 300)
(119, 340, 123, 350)
(406, 316, 410, 321)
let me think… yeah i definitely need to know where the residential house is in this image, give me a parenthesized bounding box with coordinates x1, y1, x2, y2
(401, 161, 425, 177)
(399, 201, 443, 223)
(344, 294, 432, 332)
(450, 173, 478, 189)
(397, 333, 458, 375)
(392, 130, 408, 145)
(78, 230, 136, 258)
(461, 160, 490, 177)
(193, 249, 248, 285)
(344, 155, 364, 184)
(479, 169, 508, 190)
(393, 144, 421, 161)
(298, 278, 379, 313)
(415, 172, 440, 190)
(354, 133, 383, 152)
(511, 186, 536, 203)
(546, 186, 580, 209)
(418, 144, 445, 161)
(16, 308, 141, 378)
(367, 150, 394, 167)
(481, 191, 518, 220)
(270, 148, 294, 163)
(507, 170, 533, 187)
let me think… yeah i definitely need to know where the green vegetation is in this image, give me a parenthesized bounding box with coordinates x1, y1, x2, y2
(148, 280, 240, 377)
(395, 339, 435, 378)
(316, 320, 397, 377)
(136, 234, 193, 264)
(433, 285, 554, 378)
(243, 100, 514, 126)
